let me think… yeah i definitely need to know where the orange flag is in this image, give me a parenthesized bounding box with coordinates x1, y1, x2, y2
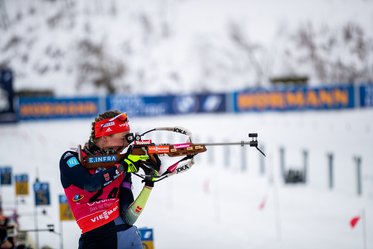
(350, 216, 360, 229)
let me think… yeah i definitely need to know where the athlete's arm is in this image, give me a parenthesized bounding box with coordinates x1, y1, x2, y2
(60, 151, 121, 192)
(123, 185, 153, 225)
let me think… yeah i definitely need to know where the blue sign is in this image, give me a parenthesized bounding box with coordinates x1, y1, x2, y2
(107, 95, 173, 117)
(107, 93, 227, 117)
(18, 97, 101, 120)
(33, 182, 51, 206)
(59, 194, 68, 204)
(172, 93, 226, 114)
(15, 174, 28, 182)
(234, 85, 355, 112)
(138, 227, 154, 241)
(139, 227, 154, 248)
(0, 167, 12, 185)
(0, 67, 16, 123)
(359, 84, 373, 107)
(199, 93, 226, 113)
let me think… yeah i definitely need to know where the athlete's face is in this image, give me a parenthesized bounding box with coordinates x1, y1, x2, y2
(103, 131, 130, 149)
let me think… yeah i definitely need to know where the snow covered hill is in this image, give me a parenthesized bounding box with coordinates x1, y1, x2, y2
(1, 1, 373, 248)
(1, 0, 373, 96)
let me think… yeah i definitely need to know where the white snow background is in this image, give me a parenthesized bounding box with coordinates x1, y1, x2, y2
(1, 0, 373, 248)
(0, 110, 373, 249)
(1, 0, 373, 95)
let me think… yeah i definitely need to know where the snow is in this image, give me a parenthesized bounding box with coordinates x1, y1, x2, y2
(1, 0, 373, 96)
(1, 0, 373, 248)
(1, 110, 373, 249)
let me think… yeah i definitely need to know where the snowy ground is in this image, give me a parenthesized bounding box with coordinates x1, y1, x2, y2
(0, 110, 373, 249)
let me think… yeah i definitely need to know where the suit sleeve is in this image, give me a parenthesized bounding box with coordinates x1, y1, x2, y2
(59, 151, 121, 192)
(124, 186, 152, 225)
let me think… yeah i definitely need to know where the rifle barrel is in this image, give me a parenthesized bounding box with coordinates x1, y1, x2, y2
(196, 141, 266, 157)
(196, 141, 256, 146)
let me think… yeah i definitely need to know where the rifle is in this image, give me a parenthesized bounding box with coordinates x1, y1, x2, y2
(80, 127, 265, 182)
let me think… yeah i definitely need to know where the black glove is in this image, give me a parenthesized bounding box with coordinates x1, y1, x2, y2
(141, 154, 161, 187)
(148, 154, 161, 171)
(141, 164, 158, 187)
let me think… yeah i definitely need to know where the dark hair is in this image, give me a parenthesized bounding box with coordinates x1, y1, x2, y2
(89, 110, 121, 143)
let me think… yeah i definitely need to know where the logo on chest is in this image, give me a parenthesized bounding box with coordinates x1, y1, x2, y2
(88, 155, 118, 164)
(72, 194, 84, 202)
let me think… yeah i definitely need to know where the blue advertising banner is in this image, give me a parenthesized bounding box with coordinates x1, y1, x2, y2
(234, 85, 355, 112)
(107, 93, 226, 117)
(107, 95, 173, 117)
(172, 93, 226, 114)
(359, 84, 373, 108)
(0, 166, 12, 185)
(33, 182, 51, 206)
(0, 67, 17, 123)
(18, 97, 101, 120)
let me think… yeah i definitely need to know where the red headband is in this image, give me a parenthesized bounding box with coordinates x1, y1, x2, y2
(94, 113, 130, 138)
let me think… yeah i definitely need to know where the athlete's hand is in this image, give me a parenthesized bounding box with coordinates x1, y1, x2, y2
(148, 154, 161, 172)
(140, 163, 158, 187)
(139, 154, 160, 187)
(118, 153, 149, 173)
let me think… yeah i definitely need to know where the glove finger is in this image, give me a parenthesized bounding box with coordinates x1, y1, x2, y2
(139, 163, 153, 174)
(128, 154, 149, 162)
(148, 154, 161, 171)
(124, 159, 140, 172)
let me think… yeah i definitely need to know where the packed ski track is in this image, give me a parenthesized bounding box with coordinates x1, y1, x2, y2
(1, 110, 373, 249)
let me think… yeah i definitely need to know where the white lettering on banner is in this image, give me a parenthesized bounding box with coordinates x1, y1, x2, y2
(102, 122, 114, 128)
(119, 123, 129, 128)
(90, 206, 118, 223)
(109, 96, 167, 116)
(88, 155, 117, 164)
(134, 140, 152, 145)
(173, 143, 191, 149)
(86, 198, 113, 207)
(89, 206, 98, 212)
(103, 180, 113, 186)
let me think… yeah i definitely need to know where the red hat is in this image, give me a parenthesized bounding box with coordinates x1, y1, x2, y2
(94, 113, 130, 138)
